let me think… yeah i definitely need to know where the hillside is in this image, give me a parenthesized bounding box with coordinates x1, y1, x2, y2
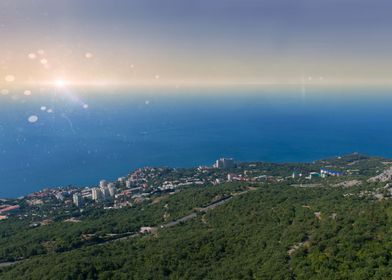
(1, 154, 392, 279)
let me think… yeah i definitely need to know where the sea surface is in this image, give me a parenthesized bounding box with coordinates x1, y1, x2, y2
(1, 87, 392, 198)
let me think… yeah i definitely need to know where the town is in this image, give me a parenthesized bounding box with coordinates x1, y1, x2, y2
(0, 156, 361, 224)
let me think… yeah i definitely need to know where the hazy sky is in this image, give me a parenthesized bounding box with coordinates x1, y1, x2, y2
(1, 0, 392, 87)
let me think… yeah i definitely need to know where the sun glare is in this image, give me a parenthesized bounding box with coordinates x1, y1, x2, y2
(54, 79, 67, 88)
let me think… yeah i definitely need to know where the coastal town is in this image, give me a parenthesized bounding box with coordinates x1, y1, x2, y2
(1, 153, 392, 274)
(2, 153, 387, 225)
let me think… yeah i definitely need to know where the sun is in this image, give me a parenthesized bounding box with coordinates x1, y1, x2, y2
(54, 79, 67, 88)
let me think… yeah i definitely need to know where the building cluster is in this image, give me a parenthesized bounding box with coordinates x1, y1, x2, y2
(320, 169, 343, 178)
(0, 204, 20, 220)
(213, 158, 235, 169)
(292, 169, 343, 180)
(1, 156, 361, 224)
(89, 180, 117, 203)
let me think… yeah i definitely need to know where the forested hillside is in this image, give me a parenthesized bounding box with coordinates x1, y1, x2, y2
(1, 178, 392, 280)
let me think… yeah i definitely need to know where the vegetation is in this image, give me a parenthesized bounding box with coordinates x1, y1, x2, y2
(1, 154, 392, 279)
(0, 183, 247, 262)
(1, 179, 392, 279)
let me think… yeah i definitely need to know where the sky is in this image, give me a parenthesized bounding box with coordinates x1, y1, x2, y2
(1, 0, 392, 88)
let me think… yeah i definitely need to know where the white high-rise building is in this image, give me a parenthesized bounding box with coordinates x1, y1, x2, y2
(214, 158, 235, 169)
(100, 187, 110, 199)
(73, 193, 84, 207)
(92, 188, 102, 201)
(99, 180, 107, 189)
(126, 180, 132, 188)
(108, 183, 116, 197)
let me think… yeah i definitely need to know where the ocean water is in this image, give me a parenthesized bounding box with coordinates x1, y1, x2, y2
(1, 87, 392, 198)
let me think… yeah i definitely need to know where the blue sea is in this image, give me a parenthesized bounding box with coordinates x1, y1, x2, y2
(1, 87, 392, 198)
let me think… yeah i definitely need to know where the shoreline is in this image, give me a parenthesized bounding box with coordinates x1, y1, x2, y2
(0, 152, 384, 200)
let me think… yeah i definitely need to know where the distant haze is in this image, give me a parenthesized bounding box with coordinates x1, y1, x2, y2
(1, 0, 392, 88)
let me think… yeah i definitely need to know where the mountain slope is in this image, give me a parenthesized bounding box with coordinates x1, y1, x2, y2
(1, 181, 392, 280)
